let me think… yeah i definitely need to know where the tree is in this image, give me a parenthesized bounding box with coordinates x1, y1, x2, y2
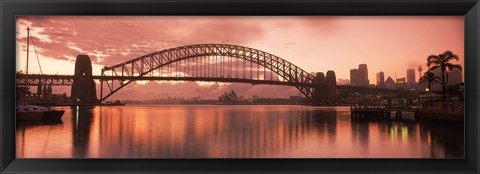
(426, 50, 462, 100)
(419, 71, 441, 91)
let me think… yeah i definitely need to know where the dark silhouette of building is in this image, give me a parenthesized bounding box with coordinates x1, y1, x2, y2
(447, 68, 462, 86)
(313, 71, 338, 105)
(314, 72, 327, 104)
(350, 69, 360, 86)
(407, 69, 416, 89)
(358, 64, 369, 86)
(376, 71, 385, 88)
(325, 70, 337, 101)
(219, 90, 239, 103)
(71, 55, 98, 103)
(42, 84, 52, 100)
(385, 76, 395, 89)
(350, 64, 369, 87)
(396, 77, 408, 89)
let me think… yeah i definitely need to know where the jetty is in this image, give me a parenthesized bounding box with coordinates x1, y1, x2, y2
(351, 106, 417, 120)
(351, 101, 463, 123)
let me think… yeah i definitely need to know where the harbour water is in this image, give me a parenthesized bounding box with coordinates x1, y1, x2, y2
(16, 105, 464, 158)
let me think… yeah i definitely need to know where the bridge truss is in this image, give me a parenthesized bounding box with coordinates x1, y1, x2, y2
(16, 74, 75, 86)
(101, 44, 318, 104)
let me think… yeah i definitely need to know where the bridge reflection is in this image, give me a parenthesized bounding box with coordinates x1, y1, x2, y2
(70, 106, 96, 158)
(96, 106, 339, 158)
(15, 106, 464, 158)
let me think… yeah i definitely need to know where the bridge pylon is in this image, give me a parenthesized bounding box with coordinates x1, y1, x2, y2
(71, 55, 98, 103)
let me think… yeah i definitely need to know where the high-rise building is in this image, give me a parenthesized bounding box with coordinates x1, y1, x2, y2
(406, 69, 416, 89)
(350, 69, 360, 86)
(447, 68, 462, 86)
(358, 64, 369, 86)
(350, 64, 369, 86)
(314, 71, 337, 104)
(326, 71, 337, 101)
(376, 71, 385, 88)
(314, 72, 327, 103)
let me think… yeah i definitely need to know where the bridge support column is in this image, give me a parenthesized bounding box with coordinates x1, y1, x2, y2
(71, 55, 98, 104)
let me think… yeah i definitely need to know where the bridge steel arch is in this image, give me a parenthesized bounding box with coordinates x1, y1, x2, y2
(100, 44, 318, 104)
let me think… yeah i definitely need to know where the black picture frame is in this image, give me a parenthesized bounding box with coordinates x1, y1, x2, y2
(1, 0, 479, 173)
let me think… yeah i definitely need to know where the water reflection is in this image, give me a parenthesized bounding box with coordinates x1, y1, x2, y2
(16, 105, 464, 158)
(71, 106, 95, 158)
(16, 110, 67, 158)
(417, 119, 464, 158)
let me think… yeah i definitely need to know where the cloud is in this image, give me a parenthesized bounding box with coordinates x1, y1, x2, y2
(298, 16, 339, 35)
(17, 16, 265, 66)
(16, 15, 302, 101)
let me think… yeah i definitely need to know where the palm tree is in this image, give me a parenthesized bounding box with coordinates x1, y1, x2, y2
(426, 50, 462, 100)
(419, 71, 441, 91)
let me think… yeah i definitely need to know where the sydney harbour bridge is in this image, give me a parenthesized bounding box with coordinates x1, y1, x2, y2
(16, 44, 412, 105)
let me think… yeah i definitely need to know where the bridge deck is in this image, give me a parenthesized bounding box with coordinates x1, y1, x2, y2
(16, 74, 313, 87)
(16, 74, 414, 92)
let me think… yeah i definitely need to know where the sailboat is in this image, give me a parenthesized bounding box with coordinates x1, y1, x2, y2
(16, 27, 64, 122)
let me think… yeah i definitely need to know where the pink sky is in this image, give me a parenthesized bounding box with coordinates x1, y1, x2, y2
(15, 16, 464, 100)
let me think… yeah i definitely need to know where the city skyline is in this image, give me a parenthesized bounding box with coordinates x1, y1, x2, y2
(16, 16, 464, 100)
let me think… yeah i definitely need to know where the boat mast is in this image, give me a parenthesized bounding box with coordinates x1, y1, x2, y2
(24, 27, 30, 105)
(25, 27, 30, 88)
